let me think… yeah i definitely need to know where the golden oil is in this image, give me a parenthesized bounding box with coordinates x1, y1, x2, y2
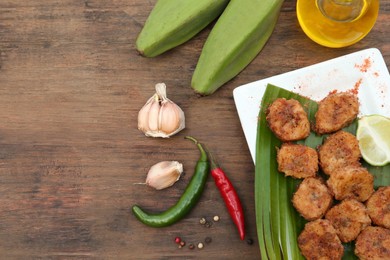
(297, 0, 379, 48)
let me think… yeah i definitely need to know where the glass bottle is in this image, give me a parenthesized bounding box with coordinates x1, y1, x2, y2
(296, 0, 379, 48)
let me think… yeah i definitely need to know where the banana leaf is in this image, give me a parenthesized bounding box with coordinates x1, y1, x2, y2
(255, 84, 390, 259)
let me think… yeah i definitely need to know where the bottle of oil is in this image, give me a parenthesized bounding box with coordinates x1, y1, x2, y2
(296, 0, 379, 48)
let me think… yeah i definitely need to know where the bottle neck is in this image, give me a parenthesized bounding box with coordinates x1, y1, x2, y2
(316, 0, 370, 22)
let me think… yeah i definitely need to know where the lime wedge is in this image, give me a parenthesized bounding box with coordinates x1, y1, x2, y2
(356, 115, 390, 166)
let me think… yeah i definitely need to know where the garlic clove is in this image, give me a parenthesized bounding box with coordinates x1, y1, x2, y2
(145, 161, 183, 190)
(147, 95, 160, 133)
(159, 100, 184, 136)
(138, 95, 155, 133)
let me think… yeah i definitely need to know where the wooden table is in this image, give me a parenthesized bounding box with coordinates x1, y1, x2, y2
(0, 0, 389, 259)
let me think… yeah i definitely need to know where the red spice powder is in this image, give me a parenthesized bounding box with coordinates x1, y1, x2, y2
(351, 78, 363, 95)
(355, 58, 372, 72)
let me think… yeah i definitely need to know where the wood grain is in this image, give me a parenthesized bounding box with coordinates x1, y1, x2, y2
(0, 0, 389, 259)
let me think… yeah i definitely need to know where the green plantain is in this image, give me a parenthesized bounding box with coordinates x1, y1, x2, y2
(191, 0, 284, 95)
(136, 0, 230, 58)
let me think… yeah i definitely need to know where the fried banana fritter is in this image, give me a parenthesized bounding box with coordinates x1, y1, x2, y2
(355, 226, 390, 260)
(366, 186, 390, 229)
(327, 166, 374, 202)
(314, 91, 359, 134)
(266, 98, 310, 141)
(318, 131, 361, 175)
(277, 143, 318, 179)
(292, 177, 333, 220)
(298, 219, 344, 260)
(325, 199, 371, 243)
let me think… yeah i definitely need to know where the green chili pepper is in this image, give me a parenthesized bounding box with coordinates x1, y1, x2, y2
(132, 136, 210, 227)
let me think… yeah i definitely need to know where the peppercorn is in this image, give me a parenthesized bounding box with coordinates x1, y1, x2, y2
(205, 221, 212, 228)
(199, 217, 206, 225)
(174, 237, 181, 244)
(197, 242, 204, 249)
(213, 215, 220, 222)
(205, 237, 212, 244)
(179, 241, 186, 247)
(188, 243, 195, 250)
(246, 238, 254, 245)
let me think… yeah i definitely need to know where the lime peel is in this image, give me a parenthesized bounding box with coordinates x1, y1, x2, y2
(356, 114, 390, 166)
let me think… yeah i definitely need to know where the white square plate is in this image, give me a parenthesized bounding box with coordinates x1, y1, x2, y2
(233, 48, 390, 164)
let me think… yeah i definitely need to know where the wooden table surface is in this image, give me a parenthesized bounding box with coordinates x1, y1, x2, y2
(0, 0, 389, 259)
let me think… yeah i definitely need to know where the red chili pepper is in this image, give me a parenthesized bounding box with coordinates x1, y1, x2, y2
(208, 150, 245, 240)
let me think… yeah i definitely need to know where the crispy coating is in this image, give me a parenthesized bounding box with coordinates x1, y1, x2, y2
(366, 186, 390, 229)
(355, 226, 390, 260)
(292, 177, 333, 220)
(298, 219, 344, 260)
(266, 98, 310, 141)
(318, 131, 361, 175)
(325, 199, 371, 243)
(277, 143, 318, 179)
(327, 166, 374, 202)
(314, 91, 359, 134)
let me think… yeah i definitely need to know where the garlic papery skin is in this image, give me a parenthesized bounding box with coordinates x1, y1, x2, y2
(137, 83, 185, 138)
(145, 161, 183, 190)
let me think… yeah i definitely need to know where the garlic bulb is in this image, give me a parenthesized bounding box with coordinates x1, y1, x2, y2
(138, 83, 185, 138)
(145, 161, 183, 190)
